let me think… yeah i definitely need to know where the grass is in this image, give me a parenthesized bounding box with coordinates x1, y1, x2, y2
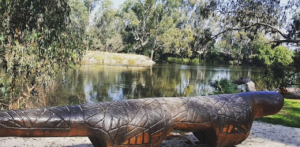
(167, 57, 200, 64)
(256, 99, 300, 128)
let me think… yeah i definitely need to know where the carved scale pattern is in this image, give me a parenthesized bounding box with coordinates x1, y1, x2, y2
(82, 99, 171, 145)
(208, 94, 251, 134)
(0, 106, 72, 129)
(0, 93, 256, 146)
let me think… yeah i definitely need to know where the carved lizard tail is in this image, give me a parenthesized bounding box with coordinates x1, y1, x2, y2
(0, 105, 90, 137)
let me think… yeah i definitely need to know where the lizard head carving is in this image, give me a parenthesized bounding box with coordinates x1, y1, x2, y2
(249, 91, 284, 118)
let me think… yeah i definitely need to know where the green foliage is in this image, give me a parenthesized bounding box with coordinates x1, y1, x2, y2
(257, 45, 294, 66)
(210, 78, 240, 94)
(203, 51, 230, 64)
(0, 0, 84, 109)
(105, 33, 124, 52)
(88, 0, 124, 51)
(256, 99, 300, 128)
(69, 0, 89, 33)
(273, 46, 294, 66)
(159, 27, 193, 58)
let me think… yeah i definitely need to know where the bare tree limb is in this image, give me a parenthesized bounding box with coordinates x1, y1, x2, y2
(131, 28, 140, 40)
(270, 39, 300, 44)
(212, 22, 291, 41)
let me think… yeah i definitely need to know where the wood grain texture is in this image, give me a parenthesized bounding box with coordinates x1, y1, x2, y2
(0, 91, 284, 147)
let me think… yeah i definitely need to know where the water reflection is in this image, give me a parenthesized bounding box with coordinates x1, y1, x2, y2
(60, 64, 263, 104)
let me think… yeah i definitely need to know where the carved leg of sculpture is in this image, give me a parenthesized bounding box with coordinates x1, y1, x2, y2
(193, 129, 218, 147)
(215, 132, 250, 147)
(88, 137, 105, 147)
(120, 128, 172, 147)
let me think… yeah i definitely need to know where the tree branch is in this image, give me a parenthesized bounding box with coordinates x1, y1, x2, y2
(212, 22, 290, 40)
(131, 28, 140, 40)
(270, 39, 300, 44)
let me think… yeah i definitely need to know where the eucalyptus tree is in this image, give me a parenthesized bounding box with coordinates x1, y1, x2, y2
(232, 32, 252, 64)
(84, 0, 101, 14)
(70, 0, 101, 51)
(185, 0, 218, 57)
(120, 0, 156, 54)
(120, 0, 196, 59)
(157, 25, 194, 59)
(0, 1, 84, 109)
(68, 0, 90, 50)
(148, 0, 188, 60)
(90, 0, 124, 51)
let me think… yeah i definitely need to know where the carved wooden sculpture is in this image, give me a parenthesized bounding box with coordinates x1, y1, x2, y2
(0, 91, 283, 147)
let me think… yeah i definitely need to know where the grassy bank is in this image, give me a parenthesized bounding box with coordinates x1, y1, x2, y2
(167, 57, 200, 64)
(256, 99, 300, 128)
(82, 51, 155, 65)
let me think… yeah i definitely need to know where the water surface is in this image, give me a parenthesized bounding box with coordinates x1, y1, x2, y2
(58, 64, 264, 104)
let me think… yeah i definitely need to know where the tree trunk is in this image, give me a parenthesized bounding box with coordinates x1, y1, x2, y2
(150, 49, 154, 61)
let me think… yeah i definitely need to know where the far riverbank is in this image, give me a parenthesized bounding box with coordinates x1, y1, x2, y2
(81, 51, 155, 66)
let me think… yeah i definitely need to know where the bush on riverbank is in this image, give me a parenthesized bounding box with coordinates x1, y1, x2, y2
(210, 78, 240, 94)
(256, 99, 300, 128)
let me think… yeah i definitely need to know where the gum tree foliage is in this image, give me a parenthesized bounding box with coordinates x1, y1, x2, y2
(211, 0, 298, 42)
(68, 0, 102, 51)
(68, 0, 90, 51)
(148, 0, 204, 60)
(208, 0, 300, 52)
(149, 0, 183, 60)
(120, 0, 155, 53)
(159, 25, 194, 59)
(90, 0, 124, 52)
(185, 0, 218, 57)
(215, 31, 252, 64)
(0, 0, 84, 109)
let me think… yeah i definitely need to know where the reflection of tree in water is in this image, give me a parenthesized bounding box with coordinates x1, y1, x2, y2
(56, 64, 265, 103)
(79, 65, 150, 102)
(47, 69, 86, 106)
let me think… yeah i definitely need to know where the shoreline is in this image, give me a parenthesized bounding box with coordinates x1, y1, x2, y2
(0, 121, 299, 147)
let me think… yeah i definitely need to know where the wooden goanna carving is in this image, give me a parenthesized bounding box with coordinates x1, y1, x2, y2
(0, 91, 284, 147)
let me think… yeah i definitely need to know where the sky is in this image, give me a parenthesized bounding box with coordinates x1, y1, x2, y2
(111, 0, 126, 8)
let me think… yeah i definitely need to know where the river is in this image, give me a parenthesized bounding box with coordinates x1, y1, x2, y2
(55, 64, 264, 105)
